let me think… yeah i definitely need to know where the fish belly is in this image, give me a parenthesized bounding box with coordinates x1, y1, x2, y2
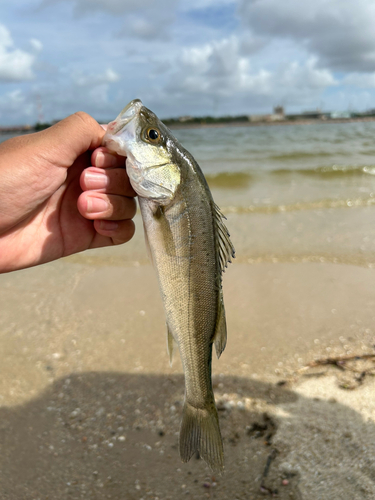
(139, 191, 224, 472)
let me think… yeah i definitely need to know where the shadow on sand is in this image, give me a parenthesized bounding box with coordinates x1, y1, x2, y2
(1, 371, 375, 499)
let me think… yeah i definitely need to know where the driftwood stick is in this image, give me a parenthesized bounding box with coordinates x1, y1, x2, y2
(298, 353, 375, 374)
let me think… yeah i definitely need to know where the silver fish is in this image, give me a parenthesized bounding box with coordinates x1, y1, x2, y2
(103, 99, 235, 473)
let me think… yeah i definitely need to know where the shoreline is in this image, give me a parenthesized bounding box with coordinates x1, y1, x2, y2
(2, 115, 375, 136)
(168, 115, 375, 129)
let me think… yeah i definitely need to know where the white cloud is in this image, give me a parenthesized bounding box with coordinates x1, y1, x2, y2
(238, 0, 375, 72)
(40, 0, 152, 14)
(73, 68, 120, 87)
(0, 89, 23, 104)
(180, 0, 237, 9)
(40, 0, 178, 40)
(279, 58, 337, 90)
(1, 0, 373, 124)
(0, 25, 39, 82)
(165, 38, 253, 96)
(122, 14, 174, 41)
(30, 38, 43, 52)
(19, 81, 120, 123)
(0, 89, 34, 122)
(344, 72, 375, 88)
(162, 37, 337, 106)
(0, 25, 13, 48)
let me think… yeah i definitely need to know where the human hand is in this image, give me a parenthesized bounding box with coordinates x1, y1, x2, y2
(0, 112, 136, 273)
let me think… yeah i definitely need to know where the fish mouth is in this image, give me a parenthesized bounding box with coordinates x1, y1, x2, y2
(105, 99, 143, 136)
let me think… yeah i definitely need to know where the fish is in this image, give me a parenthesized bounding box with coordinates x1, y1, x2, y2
(102, 99, 235, 473)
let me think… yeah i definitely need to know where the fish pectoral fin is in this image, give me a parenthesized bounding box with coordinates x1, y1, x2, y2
(213, 291, 227, 359)
(167, 323, 174, 366)
(152, 204, 164, 218)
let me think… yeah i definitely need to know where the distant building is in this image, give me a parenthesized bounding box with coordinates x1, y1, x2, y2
(273, 105, 284, 117)
(248, 105, 285, 123)
(285, 109, 327, 120)
(328, 111, 352, 119)
(268, 113, 285, 122)
(248, 114, 268, 122)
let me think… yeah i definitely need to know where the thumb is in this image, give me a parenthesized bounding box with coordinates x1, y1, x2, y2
(36, 112, 106, 168)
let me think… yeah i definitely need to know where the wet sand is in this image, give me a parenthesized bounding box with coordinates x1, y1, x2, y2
(1, 213, 375, 499)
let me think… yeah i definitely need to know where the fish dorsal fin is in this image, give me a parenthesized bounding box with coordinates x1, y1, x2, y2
(214, 289, 227, 359)
(212, 203, 234, 358)
(213, 203, 235, 273)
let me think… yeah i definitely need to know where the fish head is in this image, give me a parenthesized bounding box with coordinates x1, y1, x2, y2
(103, 99, 180, 205)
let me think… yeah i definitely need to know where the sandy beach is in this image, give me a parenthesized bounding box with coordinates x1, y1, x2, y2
(1, 206, 374, 499)
(3, 0, 375, 493)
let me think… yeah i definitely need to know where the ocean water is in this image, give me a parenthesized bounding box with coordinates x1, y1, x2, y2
(173, 122, 375, 209)
(2, 122, 375, 267)
(173, 122, 375, 267)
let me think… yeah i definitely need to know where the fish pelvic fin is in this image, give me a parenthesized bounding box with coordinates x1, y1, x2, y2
(166, 323, 174, 366)
(179, 400, 224, 475)
(213, 289, 227, 359)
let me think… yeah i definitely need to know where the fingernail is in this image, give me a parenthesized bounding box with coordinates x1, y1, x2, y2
(84, 171, 108, 189)
(96, 151, 117, 167)
(87, 196, 108, 213)
(99, 220, 119, 231)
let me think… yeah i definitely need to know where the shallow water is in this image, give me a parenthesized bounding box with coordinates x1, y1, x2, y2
(3, 122, 375, 267)
(173, 122, 375, 207)
(173, 122, 375, 268)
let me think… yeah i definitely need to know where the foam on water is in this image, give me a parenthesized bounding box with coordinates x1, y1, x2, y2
(221, 195, 375, 214)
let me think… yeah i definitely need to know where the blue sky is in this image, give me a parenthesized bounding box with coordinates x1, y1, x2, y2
(2, 0, 375, 125)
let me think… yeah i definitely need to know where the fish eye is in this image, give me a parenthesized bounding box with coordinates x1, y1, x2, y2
(145, 128, 160, 143)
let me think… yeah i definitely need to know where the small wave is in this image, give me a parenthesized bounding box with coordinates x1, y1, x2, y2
(205, 172, 252, 188)
(360, 149, 375, 156)
(269, 151, 332, 161)
(236, 253, 375, 268)
(221, 196, 375, 215)
(270, 165, 375, 178)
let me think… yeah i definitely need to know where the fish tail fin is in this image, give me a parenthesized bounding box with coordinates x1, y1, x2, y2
(179, 400, 224, 474)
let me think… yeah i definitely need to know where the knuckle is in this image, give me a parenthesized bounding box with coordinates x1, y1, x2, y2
(73, 111, 95, 126)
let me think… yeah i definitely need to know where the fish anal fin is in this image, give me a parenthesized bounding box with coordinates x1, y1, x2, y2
(213, 291, 227, 359)
(167, 323, 174, 366)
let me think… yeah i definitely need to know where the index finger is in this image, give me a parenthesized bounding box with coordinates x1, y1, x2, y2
(92, 147, 126, 169)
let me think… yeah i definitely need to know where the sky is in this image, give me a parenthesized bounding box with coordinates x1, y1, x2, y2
(2, 0, 375, 125)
